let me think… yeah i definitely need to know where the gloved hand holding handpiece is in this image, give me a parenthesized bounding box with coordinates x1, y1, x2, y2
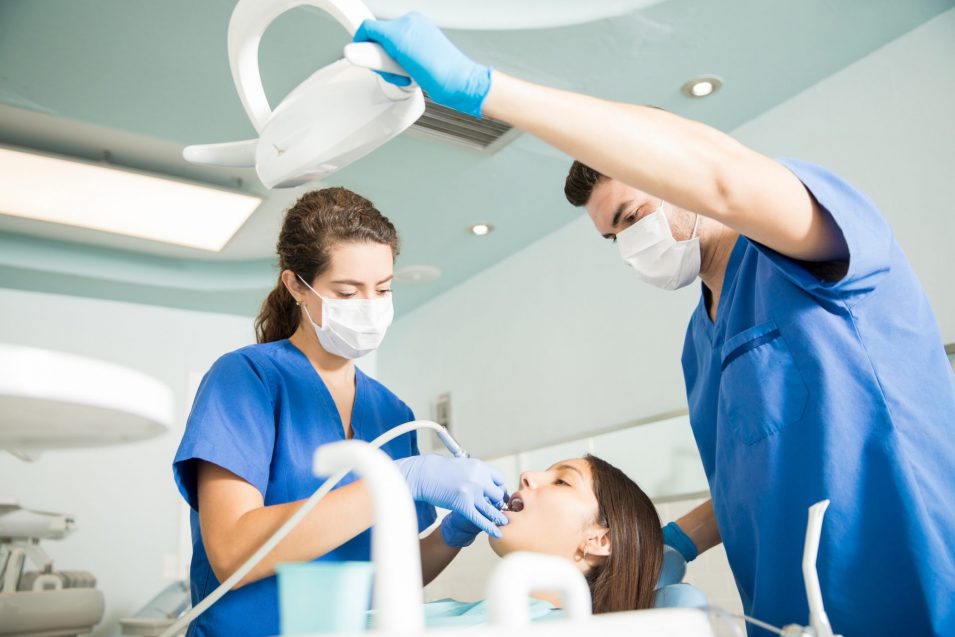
(396, 454, 508, 543)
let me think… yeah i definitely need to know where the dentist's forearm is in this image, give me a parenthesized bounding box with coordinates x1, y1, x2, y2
(198, 462, 375, 589)
(675, 499, 722, 555)
(223, 483, 374, 587)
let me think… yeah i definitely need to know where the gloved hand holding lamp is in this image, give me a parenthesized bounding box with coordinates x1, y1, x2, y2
(354, 12, 491, 118)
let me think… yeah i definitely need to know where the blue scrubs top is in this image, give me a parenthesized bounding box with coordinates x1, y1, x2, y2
(682, 158, 955, 637)
(173, 339, 437, 637)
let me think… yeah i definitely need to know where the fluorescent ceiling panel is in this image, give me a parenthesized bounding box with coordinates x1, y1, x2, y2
(0, 147, 261, 252)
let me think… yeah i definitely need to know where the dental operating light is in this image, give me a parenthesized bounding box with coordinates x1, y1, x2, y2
(183, 0, 425, 189)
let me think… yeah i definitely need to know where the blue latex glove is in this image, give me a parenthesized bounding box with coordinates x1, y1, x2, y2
(662, 521, 699, 562)
(353, 12, 492, 118)
(440, 511, 482, 548)
(396, 454, 508, 538)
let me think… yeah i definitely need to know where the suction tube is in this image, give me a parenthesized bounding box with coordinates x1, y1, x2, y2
(158, 420, 465, 637)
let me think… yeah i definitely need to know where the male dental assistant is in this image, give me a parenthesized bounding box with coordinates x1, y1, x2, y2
(355, 13, 955, 637)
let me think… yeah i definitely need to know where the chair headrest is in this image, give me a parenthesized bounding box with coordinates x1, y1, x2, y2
(656, 545, 687, 588)
(653, 583, 708, 609)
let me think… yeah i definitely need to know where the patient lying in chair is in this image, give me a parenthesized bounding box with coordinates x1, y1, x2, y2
(423, 454, 665, 627)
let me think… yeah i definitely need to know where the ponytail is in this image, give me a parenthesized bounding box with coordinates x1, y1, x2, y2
(255, 275, 300, 344)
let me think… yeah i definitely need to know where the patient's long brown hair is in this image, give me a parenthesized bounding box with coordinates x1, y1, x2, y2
(585, 454, 663, 613)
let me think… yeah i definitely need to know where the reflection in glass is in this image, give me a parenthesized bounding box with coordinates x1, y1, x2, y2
(489, 412, 708, 502)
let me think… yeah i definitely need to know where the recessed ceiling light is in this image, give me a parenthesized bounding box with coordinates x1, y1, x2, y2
(395, 265, 442, 284)
(469, 223, 493, 236)
(0, 146, 261, 252)
(681, 75, 723, 98)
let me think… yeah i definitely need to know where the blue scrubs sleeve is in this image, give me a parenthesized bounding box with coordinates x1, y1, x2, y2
(173, 352, 276, 510)
(750, 157, 893, 300)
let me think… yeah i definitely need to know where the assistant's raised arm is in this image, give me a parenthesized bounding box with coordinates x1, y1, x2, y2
(356, 13, 848, 265)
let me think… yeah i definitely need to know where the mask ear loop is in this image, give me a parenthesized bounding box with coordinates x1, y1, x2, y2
(296, 274, 325, 329)
(690, 211, 701, 240)
(300, 299, 322, 329)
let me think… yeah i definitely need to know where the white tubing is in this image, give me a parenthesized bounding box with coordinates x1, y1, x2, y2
(158, 420, 457, 637)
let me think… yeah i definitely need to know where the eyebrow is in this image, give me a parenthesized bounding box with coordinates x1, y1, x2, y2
(611, 200, 634, 229)
(330, 276, 394, 286)
(553, 464, 585, 479)
(602, 200, 636, 240)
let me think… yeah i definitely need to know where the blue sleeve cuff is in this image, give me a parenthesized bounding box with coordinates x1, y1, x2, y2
(662, 521, 698, 562)
(751, 158, 893, 300)
(417, 501, 438, 533)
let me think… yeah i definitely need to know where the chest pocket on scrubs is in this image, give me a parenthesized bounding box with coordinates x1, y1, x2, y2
(718, 320, 808, 446)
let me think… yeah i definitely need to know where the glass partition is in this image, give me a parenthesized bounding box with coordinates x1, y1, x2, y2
(488, 411, 709, 503)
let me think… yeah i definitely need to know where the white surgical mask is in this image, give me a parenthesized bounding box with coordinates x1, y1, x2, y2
(616, 203, 701, 290)
(297, 275, 394, 359)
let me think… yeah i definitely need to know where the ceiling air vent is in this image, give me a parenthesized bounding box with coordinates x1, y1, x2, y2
(409, 97, 520, 152)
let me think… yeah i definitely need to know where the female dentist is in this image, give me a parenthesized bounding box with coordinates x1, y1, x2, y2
(353, 13, 955, 637)
(173, 187, 507, 637)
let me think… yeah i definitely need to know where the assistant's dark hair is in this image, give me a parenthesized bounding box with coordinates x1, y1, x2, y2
(564, 161, 607, 207)
(254, 187, 399, 344)
(584, 454, 664, 613)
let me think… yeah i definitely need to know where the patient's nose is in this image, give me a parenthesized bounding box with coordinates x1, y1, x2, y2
(520, 472, 540, 489)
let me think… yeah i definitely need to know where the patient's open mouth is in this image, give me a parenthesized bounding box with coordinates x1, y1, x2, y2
(503, 496, 524, 512)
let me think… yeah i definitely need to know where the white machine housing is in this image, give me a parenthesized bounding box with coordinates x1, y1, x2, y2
(183, 0, 425, 189)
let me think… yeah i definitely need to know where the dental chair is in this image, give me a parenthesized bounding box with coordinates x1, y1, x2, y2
(147, 432, 836, 637)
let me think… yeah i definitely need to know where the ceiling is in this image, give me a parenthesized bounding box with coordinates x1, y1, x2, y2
(0, 0, 952, 317)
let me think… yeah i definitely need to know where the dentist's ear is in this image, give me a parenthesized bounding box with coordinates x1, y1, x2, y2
(280, 269, 304, 301)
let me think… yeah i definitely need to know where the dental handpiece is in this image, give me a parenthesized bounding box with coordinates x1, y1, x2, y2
(435, 426, 469, 458)
(436, 427, 518, 515)
(431, 424, 518, 512)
